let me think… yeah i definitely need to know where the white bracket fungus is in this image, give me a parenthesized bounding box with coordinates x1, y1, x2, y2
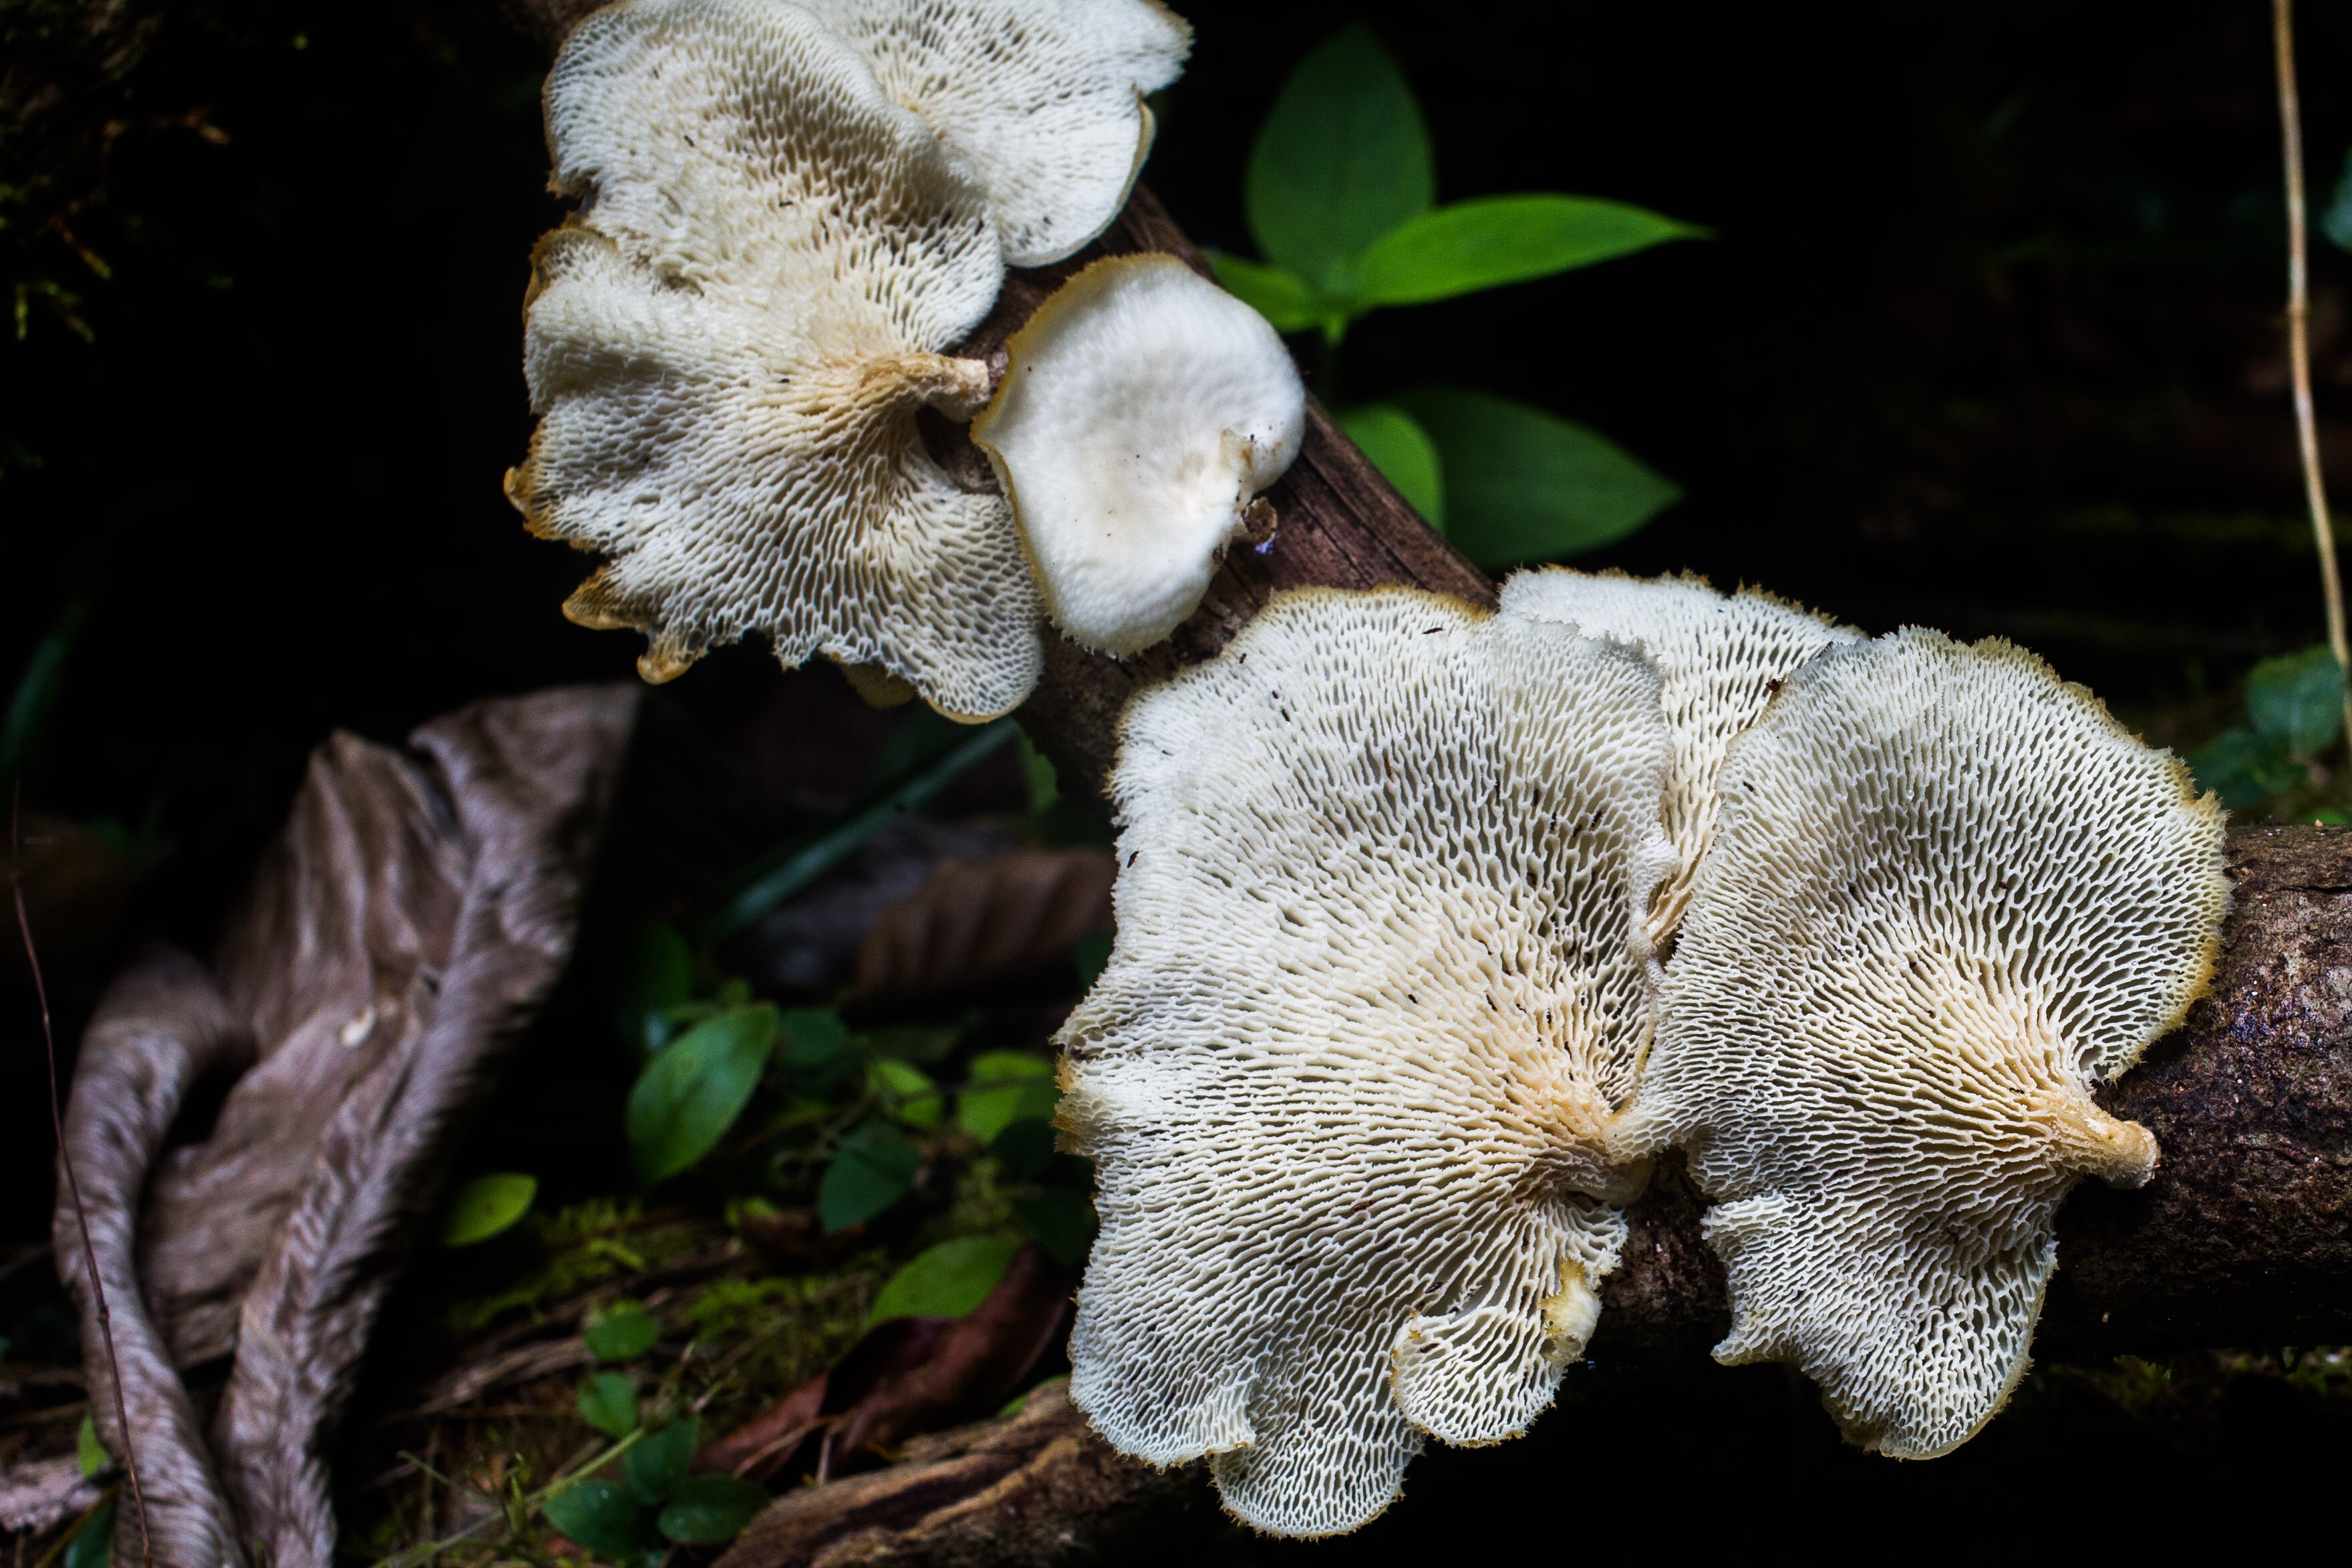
(972, 254, 1306, 656)
(510, 0, 1042, 718)
(1501, 569, 1858, 946)
(1058, 588, 1675, 1535)
(796, 0, 1192, 265)
(1610, 629, 2228, 1457)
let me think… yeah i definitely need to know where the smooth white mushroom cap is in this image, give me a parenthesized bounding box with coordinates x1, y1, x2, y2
(1059, 588, 1675, 1536)
(973, 254, 1305, 655)
(1610, 629, 2228, 1458)
(1501, 569, 1859, 944)
(796, 0, 1191, 265)
(513, 0, 1043, 718)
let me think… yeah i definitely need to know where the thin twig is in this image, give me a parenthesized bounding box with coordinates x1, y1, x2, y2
(2274, 0, 2352, 748)
(11, 792, 152, 1568)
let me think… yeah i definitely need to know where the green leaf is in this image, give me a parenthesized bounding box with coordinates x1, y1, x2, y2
(1073, 928, 1113, 989)
(615, 921, 694, 1054)
(1207, 253, 1321, 333)
(543, 1479, 655, 1558)
(1012, 1189, 1096, 1268)
(439, 1172, 537, 1247)
(780, 1006, 858, 1092)
(1017, 732, 1060, 816)
(870, 1058, 945, 1131)
(818, 1122, 921, 1232)
(657, 1475, 770, 1545)
(991, 1117, 1058, 1180)
(2245, 647, 2345, 759)
(2310, 807, 2352, 825)
(624, 1416, 701, 1506)
(1356, 195, 1705, 310)
(1338, 404, 1444, 524)
(2327, 147, 2352, 253)
(1246, 27, 1432, 299)
(2, 599, 87, 788)
(63, 1498, 113, 1568)
(2190, 727, 2303, 810)
(700, 721, 1020, 940)
(1394, 388, 1679, 567)
(957, 1051, 1058, 1144)
(76, 1414, 108, 1478)
(577, 1371, 640, 1438)
(869, 1235, 1020, 1325)
(626, 1004, 778, 1185)
(583, 1306, 661, 1364)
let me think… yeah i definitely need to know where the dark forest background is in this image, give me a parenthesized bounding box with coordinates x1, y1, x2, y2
(7, 0, 2352, 1549)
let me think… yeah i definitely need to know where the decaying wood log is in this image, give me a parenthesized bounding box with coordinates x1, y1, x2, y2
(481, 10, 2351, 1559)
(54, 685, 638, 1567)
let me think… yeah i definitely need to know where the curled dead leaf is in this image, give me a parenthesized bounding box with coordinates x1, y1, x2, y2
(852, 850, 1113, 1001)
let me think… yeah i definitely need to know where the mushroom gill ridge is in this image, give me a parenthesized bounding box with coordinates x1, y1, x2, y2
(1610, 628, 2229, 1458)
(1056, 587, 1674, 1537)
(512, 0, 1040, 718)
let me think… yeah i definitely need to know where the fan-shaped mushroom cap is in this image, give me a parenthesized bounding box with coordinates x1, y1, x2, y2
(1610, 629, 2228, 1458)
(796, 0, 1191, 265)
(1058, 588, 1675, 1535)
(972, 253, 1305, 655)
(512, 0, 1044, 718)
(1501, 569, 1858, 944)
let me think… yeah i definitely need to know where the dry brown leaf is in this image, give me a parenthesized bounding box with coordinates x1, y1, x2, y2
(852, 850, 1112, 1000)
(53, 685, 637, 1568)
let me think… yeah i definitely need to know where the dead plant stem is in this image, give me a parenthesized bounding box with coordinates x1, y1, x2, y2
(2274, 0, 2352, 749)
(11, 792, 151, 1568)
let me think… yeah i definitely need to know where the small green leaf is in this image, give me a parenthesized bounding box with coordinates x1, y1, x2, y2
(583, 1306, 662, 1364)
(624, 1416, 701, 1506)
(439, 1172, 537, 1247)
(1013, 1189, 1096, 1269)
(870, 1058, 945, 1131)
(625, 1004, 778, 1185)
(1017, 732, 1060, 816)
(657, 1474, 770, 1544)
(1395, 387, 1679, 567)
(63, 1498, 113, 1568)
(2310, 807, 2352, 825)
(1338, 404, 1444, 524)
(1355, 195, 1704, 311)
(868, 1235, 1020, 1325)
(76, 1414, 108, 1478)
(2190, 727, 2303, 810)
(615, 921, 694, 1054)
(1208, 253, 1321, 333)
(577, 1372, 640, 1438)
(1246, 27, 1432, 299)
(780, 1006, 858, 1092)
(991, 1117, 1058, 1179)
(543, 1478, 655, 1557)
(2245, 647, 2345, 759)
(1073, 928, 1113, 989)
(818, 1122, 921, 1232)
(958, 1051, 1058, 1144)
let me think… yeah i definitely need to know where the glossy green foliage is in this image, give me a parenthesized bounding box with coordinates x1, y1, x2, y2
(583, 1305, 661, 1364)
(1394, 388, 1681, 567)
(868, 1235, 1020, 1325)
(657, 1476, 770, 1544)
(1226, 27, 1697, 346)
(2192, 646, 2345, 812)
(575, 1372, 639, 1438)
(1338, 405, 1444, 523)
(818, 1122, 921, 1233)
(439, 1172, 537, 1247)
(956, 1051, 1058, 1144)
(624, 1418, 700, 1507)
(543, 1480, 655, 1559)
(626, 1005, 778, 1185)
